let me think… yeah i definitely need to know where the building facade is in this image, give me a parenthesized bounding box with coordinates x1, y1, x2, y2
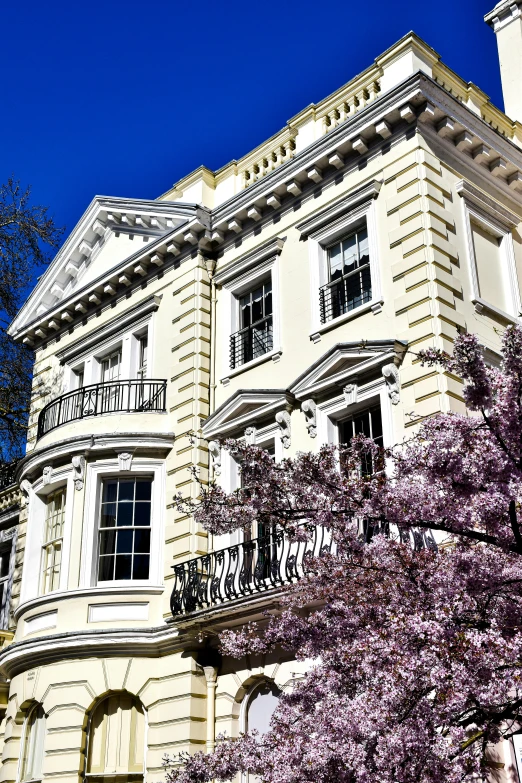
(2, 4, 522, 782)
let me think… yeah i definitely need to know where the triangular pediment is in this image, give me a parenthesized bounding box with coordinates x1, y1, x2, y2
(202, 390, 293, 439)
(289, 340, 407, 400)
(10, 196, 197, 337)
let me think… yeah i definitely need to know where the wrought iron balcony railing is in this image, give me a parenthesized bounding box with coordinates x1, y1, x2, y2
(170, 525, 333, 617)
(319, 267, 372, 324)
(37, 379, 167, 439)
(229, 315, 273, 369)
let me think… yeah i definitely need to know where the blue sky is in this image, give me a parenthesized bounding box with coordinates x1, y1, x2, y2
(2, 0, 501, 240)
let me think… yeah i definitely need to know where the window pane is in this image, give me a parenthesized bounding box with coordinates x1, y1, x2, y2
(116, 529, 134, 554)
(370, 408, 383, 445)
(329, 242, 343, 279)
(99, 530, 116, 556)
(251, 286, 264, 323)
(134, 529, 151, 554)
(103, 480, 118, 503)
(132, 555, 150, 580)
(358, 229, 369, 265)
(135, 480, 151, 501)
(115, 555, 132, 580)
(0, 550, 10, 579)
(134, 503, 151, 527)
(264, 287, 272, 317)
(118, 480, 134, 502)
(100, 503, 117, 528)
(342, 234, 358, 273)
(99, 555, 114, 581)
(117, 503, 133, 527)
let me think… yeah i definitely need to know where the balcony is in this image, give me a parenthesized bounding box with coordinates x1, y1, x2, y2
(170, 525, 333, 617)
(37, 379, 167, 439)
(229, 315, 273, 369)
(319, 267, 372, 324)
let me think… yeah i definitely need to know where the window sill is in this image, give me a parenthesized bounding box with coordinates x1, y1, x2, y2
(473, 297, 518, 325)
(221, 348, 282, 386)
(310, 299, 384, 342)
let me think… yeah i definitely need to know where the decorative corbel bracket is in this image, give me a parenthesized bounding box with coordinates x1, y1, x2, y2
(118, 452, 133, 471)
(244, 426, 257, 446)
(42, 466, 53, 486)
(20, 479, 32, 507)
(343, 383, 358, 406)
(208, 441, 221, 476)
(275, 410, 291, 449)
(382, 363, 400, 404)
(301, 399, 317, 438)
(72, 456, 86, 490)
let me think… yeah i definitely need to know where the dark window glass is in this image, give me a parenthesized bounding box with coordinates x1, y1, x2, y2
(320, 227, 372, 323)
(98, 477, 152, 582)
(231, 278, 273, 369)
(339, 406, 383, 474)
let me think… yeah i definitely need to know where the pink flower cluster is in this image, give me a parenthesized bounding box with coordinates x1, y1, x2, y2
(168, 325, 522, 783)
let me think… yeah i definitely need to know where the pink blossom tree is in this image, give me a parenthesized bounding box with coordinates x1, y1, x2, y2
(166, 325, 522, 783)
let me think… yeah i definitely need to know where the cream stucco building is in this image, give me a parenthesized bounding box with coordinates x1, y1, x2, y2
(1, 3, 522, 782)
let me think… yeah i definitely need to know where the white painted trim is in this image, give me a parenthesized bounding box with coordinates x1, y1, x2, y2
(316, 378, 393, 448)
(24, 610, 58, 635)
(80, 457, 166, 589)
(14, 585, 164, 621)
(60, 475, 75, 592)
(65, 312, 155, 390)
(20, 465, 74, 603)
(214, 237, 285, 286)
(88, 602, 149, 623)
(56, 295, 161, 365)
(221, 348, 283, 383)
(219, 252, 281, 383)
(458, 184, 522, 320)
(307, 198, 383, 337)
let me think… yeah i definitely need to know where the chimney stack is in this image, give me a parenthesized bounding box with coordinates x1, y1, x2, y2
(486, 1, 522, 122)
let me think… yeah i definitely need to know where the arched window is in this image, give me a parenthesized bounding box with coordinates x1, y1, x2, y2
(245, 681, 281, 735)
(87, 694, 145, 781)
(20, 704, 46, 782)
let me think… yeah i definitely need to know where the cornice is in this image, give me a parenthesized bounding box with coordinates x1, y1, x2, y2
(18, 432, 175, 481)
(296, 179, 382, 238)
(55, 294, 162, 365)
(0, 624, 181, 679)
(214, 237, 286, 286)
(0, 582, 290, 678)
(455, 179, 520, 228)
(13, 70, 522, 351)
(11, 206, 211, 346)
(202, 389, 294, 439)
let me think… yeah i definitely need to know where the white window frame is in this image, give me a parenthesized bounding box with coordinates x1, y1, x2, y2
(308, 199, 382, 340)
(0, 526, 17, 630)
(80, 457, 165, 589)
(219, 256, 281, 384)
(18, 703, 46, 783)
(457, 179, 521, 322)
(20, 470, 75, 605)
(65, 317, 155, 391)
(316, 377, 394, 450)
